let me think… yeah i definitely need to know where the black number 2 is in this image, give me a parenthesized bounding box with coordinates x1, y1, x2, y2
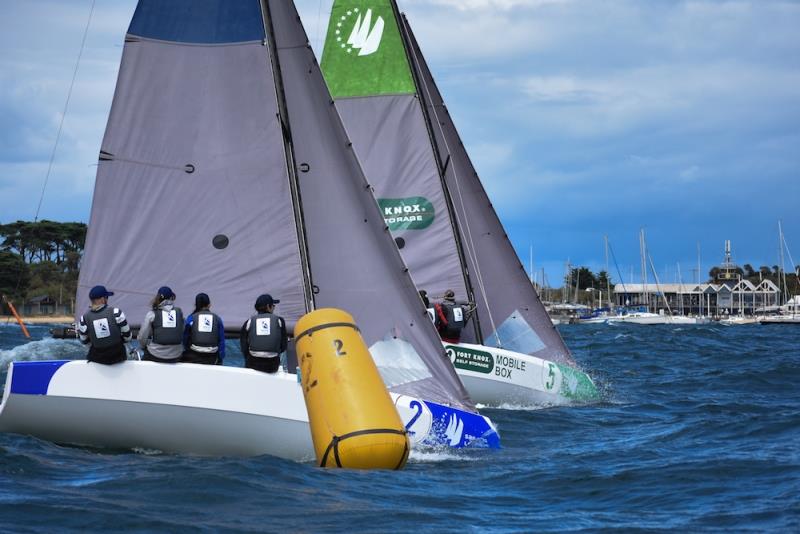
(333, 339, 347, 357)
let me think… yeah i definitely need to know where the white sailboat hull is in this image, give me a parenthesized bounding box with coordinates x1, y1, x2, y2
(606, 312, 671, 325)
(0, 360, 499, 459)
(445, 343, 598, 407)
(759, 315, 800, 324)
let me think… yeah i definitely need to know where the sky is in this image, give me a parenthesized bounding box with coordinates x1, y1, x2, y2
(1, 0, 798, 287)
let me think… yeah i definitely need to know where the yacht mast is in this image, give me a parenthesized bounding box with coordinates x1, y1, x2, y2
(259, 0, 315, 312)
(392, 2, 482, 341)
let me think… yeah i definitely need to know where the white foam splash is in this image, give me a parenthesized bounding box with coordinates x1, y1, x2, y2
(132, 447, 164, 456)
(407, 448, 479, 463)
(491, 402, 552, 411)
(0, 338, 83, 370)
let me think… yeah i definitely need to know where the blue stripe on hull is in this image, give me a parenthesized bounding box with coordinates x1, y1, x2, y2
(9, 361, 69, 395)
(128, 0, 265, 44)
(423, 401, 501, 449)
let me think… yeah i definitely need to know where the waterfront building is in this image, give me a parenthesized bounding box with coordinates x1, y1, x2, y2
(613, 280, 780, 316)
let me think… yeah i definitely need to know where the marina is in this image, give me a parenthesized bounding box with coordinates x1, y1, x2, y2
(0, 0, 798, 531)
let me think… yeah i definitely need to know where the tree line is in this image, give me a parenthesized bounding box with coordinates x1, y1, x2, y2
(0, 220, 87, 308)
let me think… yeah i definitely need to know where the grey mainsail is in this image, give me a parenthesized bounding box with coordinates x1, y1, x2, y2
(76, 0, 472, 408)
(322, 1, 575, 366)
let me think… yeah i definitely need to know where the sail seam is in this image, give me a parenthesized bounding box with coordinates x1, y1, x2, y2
(125, 35, 264, 47)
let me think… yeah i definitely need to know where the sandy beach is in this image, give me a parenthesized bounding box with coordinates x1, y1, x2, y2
(1, 315, 74, 325)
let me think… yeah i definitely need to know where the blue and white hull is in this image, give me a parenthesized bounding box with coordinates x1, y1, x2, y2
(0, 360, 498, 460)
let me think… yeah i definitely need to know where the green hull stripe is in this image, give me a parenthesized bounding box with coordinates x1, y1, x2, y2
(556, 363, 599, 401)
(321, 0, 415, 98)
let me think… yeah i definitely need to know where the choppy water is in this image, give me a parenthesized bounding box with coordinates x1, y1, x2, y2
(1, 321, 798, 532)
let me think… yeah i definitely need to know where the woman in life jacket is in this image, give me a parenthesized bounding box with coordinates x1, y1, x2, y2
(181, 292, 225, 365)
(240, 294, 287, 374)
(137, 286, 184, 363)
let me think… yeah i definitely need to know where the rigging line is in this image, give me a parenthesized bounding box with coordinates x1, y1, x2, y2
(34, 0, 97, 222)
(782, 230, 798, 277)
(407, 28, 500, 345)
(607, 240, 629, 301)
(648, 252, 673, 317)
(314, 0, 324, 56)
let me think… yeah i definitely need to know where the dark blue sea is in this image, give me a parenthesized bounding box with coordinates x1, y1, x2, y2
(1, 321, 798, 532)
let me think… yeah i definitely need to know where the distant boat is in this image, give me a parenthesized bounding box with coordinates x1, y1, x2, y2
(321, 0, 598, 406)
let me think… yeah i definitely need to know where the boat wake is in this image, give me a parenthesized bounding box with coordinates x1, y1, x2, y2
(0, 338, 82, 370)
(407, 448, 481, 464)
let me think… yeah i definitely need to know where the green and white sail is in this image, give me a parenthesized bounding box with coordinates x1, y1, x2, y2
(321, 0, 472, 318)
(322, 0, 579, 368)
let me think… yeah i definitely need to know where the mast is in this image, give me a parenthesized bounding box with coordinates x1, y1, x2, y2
(640, 229, 649, 309)
(392, 3, 482, 341)
(779, 220, 788, 305)
(604, 235, 612, 309)
(259, 0, 315, 312)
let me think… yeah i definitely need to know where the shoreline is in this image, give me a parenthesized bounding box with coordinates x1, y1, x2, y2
(1, 315, 74, 325)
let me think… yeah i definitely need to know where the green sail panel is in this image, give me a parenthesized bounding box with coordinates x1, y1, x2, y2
(321, 0, 415, 97)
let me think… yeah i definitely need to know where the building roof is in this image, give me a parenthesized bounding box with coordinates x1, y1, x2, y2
(613, 282, 778, 294)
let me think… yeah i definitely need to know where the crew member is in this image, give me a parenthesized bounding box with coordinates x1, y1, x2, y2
(78, 285, 132, 364)
(240, 294, 287, 374)
(137, 286, 184, 363)
(182, 292, 225, 365)
(420, 289, 436, 325)
(434, 289, 469, 343)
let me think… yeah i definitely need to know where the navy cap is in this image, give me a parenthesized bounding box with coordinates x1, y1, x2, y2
(158, 286, 176, 299)
(89, 285, 114, 299)
(255, 294, 280, 310)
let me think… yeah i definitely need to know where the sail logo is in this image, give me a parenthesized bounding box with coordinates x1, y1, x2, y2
(445, 414, 464, 446)
(378, 197, 435, 231)
(334, 7, 384, 57)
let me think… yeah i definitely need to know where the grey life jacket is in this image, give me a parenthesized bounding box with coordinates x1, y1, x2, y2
(440, 302, 466, 339)
(85, 306, 123, 351)
(247, 312, 282, 356)
(152, 307, 184, 345)
(189, 311, 221, 352)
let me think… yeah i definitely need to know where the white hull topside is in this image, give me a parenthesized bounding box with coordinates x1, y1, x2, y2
(444, 342, 598, 407)
(0, 360, 498, 460)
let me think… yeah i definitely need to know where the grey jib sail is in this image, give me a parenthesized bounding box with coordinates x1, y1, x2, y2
(76, 0, 472, 409)
(321, 1, 574, 366)
(401, 14, 575, 366)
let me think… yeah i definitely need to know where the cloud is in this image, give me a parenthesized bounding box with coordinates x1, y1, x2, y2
(1, 0, 798, 283)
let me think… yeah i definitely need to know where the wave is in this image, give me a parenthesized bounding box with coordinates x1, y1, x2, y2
(0, 337, 83, 370)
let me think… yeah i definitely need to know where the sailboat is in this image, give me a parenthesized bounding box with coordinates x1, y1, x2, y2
(0, 0, 499, 458)
(321, 1, 598, 406)
(761, 222, 800, 324)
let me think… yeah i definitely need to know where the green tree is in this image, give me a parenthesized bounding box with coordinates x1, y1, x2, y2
(596, 270, 613, 291)
(0, 251, 30, 301)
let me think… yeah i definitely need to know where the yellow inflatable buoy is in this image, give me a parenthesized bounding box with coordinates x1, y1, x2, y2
(295, 308, 409, 470)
